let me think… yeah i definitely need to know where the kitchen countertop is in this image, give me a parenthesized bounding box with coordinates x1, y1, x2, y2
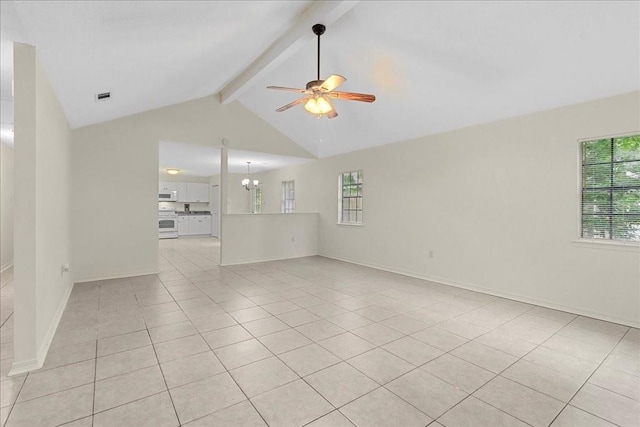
(177, 211, 211, 215)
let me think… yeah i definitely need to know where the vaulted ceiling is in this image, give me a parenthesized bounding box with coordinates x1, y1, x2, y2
(1, 1, 638, 157)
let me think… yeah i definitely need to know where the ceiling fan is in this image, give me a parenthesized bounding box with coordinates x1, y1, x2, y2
(267, 23, 376, 119)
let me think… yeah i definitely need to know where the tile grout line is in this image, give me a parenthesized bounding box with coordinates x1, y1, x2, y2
(434, 308, 629, 426)
(382, 306, 543, 426)
(433, 305, 575, 426)
(0, 312, 13, 330)
(90, 284, 102, 426)
(160, 242, 273, 427)
(156, 254, 217, 427)
(100, 263, 639, 424)
(369, 303, 604, 425)
(545, 327, 631, 427)
(236, 309, 478, 424)
(179, 261, 341, 425)
(135, 283, 182, 427)
(158, 256, 617, 426)
(1, 370, 28, 427)
(15, 242, 635, 427)
(165, 266, 269, 426)
(200, 262, 632, 426)
(91, 338, 98, 427)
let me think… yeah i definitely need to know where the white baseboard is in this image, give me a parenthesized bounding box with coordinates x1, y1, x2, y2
(8, 357, 41, 376)
(8, 281, 74, 377)
(220, 253, 318, 267)
(320, 254, 640, 329)
(0, 261, 13, 273)
(74, 270, 159, 284)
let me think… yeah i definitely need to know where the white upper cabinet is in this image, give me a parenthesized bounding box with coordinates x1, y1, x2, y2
(160, 181, 209, 202)
(159, 181, 177, 192)
(176, 182, 188, 202)
(187, 183, 209, 203)
(159, 181, 209, 203)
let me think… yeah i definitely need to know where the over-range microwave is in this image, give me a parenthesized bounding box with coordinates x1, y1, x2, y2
(159, 190, 177, 201)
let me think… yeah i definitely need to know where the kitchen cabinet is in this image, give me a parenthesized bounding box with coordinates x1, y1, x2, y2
(179, 215, 211, 236)
(186, 183, 209, 203)
(160, 181, 209, 202)
(200, 215, 212, 234)
(176, 182, 188, 202)
(177, 215, 189, 236)
(160, 180, 210, 237)
(159, 181, 177, 192)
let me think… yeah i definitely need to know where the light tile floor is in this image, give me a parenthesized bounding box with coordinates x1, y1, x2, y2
(1, 236, 639, 426)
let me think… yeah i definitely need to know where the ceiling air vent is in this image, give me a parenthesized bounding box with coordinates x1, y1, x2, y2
(95, 92, 111, 102)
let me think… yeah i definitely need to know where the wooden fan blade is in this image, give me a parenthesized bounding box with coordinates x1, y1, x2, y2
(267, 86, 306, 93)
(276, 98, 306, 112)
(325, 98, 338, 119)
(328, 91, 376, 103)
(320, 75, 346, 92)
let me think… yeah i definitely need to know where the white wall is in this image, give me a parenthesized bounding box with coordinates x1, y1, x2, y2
(227, 173, 253, 214)
(72, 96, 312, 282)
(250, 171, 297, 214)
(255, 92, 640, 327)
(226, 173, 288, 214)
(221, 213, 318, 265)
(12, 43, 73, 373)
(1, 142, 14, 270)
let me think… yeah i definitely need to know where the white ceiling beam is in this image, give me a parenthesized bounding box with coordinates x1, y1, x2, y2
(219, 0, 359, 104)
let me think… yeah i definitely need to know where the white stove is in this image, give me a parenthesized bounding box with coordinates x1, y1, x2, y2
(158, 210, 178, 239)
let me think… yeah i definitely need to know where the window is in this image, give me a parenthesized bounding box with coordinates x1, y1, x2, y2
(281, 180, 295, 213)
(253, 188, 263, 213)
(581, 135, 640, 242)
(339, 170, 363, 224)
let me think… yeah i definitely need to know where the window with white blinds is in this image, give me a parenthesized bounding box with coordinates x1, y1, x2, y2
(581, 135, 640, 241)
(339, 170, 363, 224)
(281, 180, 295, 213)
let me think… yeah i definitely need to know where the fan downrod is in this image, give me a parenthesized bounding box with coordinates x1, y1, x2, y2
(312, 24, 326, 36)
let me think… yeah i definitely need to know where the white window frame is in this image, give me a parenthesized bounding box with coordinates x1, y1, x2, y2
(281, 180, 295, 213)
(253, 188, 263, 214)
(574, 132, 640, 250)
(338, 170, 363, 225)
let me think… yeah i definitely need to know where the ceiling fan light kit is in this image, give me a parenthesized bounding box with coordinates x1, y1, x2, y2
(267, 23, 375, 119)
(304, 96, 332, 115)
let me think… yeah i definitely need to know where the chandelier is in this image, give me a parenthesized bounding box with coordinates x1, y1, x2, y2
(241, 161, 260, 191)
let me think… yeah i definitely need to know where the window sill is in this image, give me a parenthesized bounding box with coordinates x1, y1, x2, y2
(572, 238, 640, 252)
(336, 222, 364, 227)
